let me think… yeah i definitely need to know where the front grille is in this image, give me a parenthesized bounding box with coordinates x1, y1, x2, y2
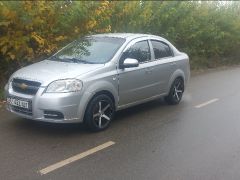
(12, 78, 41, 95)
(11, 106, 32, 116)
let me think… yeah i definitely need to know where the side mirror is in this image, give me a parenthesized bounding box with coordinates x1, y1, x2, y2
(122, 58, 139, 69)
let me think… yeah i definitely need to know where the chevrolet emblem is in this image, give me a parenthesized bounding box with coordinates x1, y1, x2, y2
(19, 83, 28, 90)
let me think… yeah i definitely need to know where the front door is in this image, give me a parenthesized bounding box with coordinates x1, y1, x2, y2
(118, 40, 155, 107)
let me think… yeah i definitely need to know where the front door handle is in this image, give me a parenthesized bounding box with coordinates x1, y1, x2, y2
(145, 68, 154, 74)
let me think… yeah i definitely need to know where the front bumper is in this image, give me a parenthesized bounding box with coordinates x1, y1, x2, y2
(5, 85, 89, 123)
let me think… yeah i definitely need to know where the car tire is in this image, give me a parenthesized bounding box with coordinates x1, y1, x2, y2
(165, 77, 184, 105)
(84, 94, 115, 132)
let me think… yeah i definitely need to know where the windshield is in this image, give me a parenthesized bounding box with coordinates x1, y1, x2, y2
(49, 37, 125, 64)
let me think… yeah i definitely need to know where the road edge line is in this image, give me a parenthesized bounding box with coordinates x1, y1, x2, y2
(39, 141, 115, 175)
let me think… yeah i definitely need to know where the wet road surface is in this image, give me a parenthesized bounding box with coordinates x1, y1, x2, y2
(1, 67, 240, 180)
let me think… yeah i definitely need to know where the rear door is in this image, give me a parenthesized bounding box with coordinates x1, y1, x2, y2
(148, 40, 176, 94)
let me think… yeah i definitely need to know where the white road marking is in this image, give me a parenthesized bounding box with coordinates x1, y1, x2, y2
(39, 141, 115, 175)
(195, 98, 219, 108)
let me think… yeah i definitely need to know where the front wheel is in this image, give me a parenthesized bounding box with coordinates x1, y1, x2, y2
(165, 78, 184, 105)
(84, 94, 115, 132)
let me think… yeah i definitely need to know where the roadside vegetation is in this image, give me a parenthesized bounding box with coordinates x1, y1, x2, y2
(0, 1, 240, 90)
(0, 89, 3, 100)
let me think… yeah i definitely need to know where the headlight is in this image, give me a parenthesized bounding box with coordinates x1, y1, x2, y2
(46, 79, 83, 93)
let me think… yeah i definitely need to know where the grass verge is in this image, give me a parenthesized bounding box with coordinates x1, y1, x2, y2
(0, 88, 5, 109)
(0, 88, 4, 101)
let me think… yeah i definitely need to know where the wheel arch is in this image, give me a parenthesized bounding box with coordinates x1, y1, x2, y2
(82, 89, 116, 124)
(83, 83, 117, 116)
(91, 90, 116, 109)
(167, 69, 186, 95)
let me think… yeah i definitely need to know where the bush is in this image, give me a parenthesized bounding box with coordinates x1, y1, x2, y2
(0, 1, 240, 85)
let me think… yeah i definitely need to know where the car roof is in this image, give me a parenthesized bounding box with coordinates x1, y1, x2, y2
(91, 33, 160, 41)
(88, 33, 179, 55)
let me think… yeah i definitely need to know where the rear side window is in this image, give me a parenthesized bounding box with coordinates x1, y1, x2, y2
(151, 40, 173, 59)
(123, 40, 151, 63)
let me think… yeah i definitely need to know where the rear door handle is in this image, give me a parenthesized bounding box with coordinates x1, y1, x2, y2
(170, 62, 177, 66)
(145, 67, 154, 74)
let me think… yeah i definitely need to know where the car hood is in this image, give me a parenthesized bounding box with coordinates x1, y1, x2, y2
(12, 60, 104, 86)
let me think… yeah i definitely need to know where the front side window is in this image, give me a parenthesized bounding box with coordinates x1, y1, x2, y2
(151, 40, 173, 59)
(123, 40, 151, 63)
(50, 37, 125, 64)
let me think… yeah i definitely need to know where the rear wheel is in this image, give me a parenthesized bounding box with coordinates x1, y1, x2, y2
(165, 78, 184, 105)
(84, 94, 115, 132)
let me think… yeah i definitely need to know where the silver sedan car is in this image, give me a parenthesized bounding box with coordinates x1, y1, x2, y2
(5, 33, 190, 131)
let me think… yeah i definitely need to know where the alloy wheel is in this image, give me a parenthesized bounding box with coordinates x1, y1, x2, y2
(92, 100, 114, 129)
(172, 79, 184, 102)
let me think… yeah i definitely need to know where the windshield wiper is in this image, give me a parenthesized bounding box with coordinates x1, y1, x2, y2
(50, 56, 96, 64)
(65, 58, 96, 64)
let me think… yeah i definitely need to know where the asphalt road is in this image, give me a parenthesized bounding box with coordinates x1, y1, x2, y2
(1, 66, 240, 180)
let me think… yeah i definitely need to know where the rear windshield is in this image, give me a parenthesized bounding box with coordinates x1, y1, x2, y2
(50, 37, 125, 64)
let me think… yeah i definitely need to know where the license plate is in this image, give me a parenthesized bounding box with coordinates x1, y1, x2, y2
(7, 97, 29, 109)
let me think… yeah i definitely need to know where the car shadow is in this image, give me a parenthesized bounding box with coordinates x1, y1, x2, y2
(115, 98, 166, 120)
(8, 97, 188, 136)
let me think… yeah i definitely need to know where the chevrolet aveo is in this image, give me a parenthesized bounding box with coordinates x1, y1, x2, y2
(5, 33, 190, 131)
